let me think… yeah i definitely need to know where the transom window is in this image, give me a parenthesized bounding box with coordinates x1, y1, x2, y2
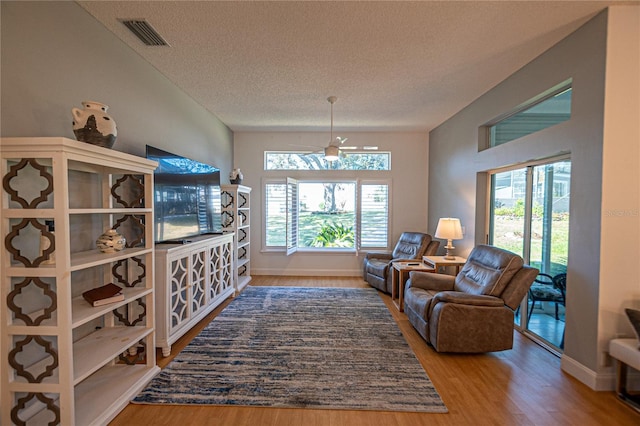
(485, 81, 572, 148)
(265, 151, 391, 171)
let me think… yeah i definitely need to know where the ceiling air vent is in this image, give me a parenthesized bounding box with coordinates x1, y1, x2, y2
(121, 19, 169, 46)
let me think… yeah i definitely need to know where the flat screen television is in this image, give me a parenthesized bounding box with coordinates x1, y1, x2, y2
(146, 145, 222, 243)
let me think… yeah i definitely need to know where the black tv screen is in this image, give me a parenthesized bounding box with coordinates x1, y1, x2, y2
(146, 145, 222, 243)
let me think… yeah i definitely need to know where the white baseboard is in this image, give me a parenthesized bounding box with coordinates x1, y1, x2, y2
(252, 268, 363, 277)
(561, 354, 616, 391)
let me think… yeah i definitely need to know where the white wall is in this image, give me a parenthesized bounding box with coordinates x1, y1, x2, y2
(233, 131, 430, 276)
(597, 5, 640, 384)
(428, 6, 640, 389)
(0, 1, 233, 177)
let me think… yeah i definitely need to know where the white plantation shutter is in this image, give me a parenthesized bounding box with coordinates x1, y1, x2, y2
(286, 177, 298, 255)
(359, 183, 389, 249)
(264, 182, 287, 247)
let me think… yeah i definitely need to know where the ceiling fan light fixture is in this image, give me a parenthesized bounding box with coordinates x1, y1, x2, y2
(324, 145, 340, 161)
(323, 96, 341, 161)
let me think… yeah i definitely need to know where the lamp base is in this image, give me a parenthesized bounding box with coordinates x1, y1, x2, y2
(443, 240, 456, 260)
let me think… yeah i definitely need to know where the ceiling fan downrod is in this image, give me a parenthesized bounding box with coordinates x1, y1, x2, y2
(328, 96, 337, 145)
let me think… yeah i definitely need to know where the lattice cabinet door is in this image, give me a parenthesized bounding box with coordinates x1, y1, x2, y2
(190, 247, 208, 318)
(1, 137, 160, 426)
(208, 236, 234, 299)
(169, 255, 190, 333)
(220, 238, 233, 293)
(208, 243, 224, 300)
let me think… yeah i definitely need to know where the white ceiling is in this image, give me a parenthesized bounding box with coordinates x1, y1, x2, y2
(77, 1, 636, 133)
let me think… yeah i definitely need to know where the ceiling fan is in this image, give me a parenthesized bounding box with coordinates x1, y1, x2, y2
(290, 96, 378, 160)
(320, 96, 378, 161)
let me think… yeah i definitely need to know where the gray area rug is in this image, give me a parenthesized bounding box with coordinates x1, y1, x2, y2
(134, 286, 447, 413)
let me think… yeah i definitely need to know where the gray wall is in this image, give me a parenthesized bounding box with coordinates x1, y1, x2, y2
(1, 1, 232, 177)
(428, 7, 640, 389)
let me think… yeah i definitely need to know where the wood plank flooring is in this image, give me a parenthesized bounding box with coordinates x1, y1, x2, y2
(110, 276, 640, 425)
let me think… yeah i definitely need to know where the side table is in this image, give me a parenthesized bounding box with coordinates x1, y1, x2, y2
(391, 261, 435, 312)
(422, 255, 467, 275)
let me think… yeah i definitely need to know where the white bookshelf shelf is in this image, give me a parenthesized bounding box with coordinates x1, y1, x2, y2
(73, 326, 154, 384)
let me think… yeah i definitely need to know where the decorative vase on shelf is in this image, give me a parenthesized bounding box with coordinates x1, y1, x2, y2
(96, 229, 126, 253)
(71, 101, 117, 149)
(229, 168, 243, 184)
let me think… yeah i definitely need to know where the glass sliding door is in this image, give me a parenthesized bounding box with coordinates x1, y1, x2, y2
(529, 162, 570, 277)
(489, 158, 570, 352)
(527, 161, 570, 349)
(489, 167, 528, 259)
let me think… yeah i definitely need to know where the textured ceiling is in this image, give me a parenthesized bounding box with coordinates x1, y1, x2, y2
(77, 1, 636, 132)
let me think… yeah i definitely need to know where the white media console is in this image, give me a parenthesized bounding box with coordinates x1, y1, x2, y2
(154, 233, 235, 356)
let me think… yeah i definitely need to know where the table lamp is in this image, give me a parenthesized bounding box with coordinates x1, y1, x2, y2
(435, 218, 463, 260)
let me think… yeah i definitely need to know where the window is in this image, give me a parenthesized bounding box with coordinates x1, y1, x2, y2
(265, 151, 391, 170)
(485, 81, 572, 148)
(264, 179, 390, 252)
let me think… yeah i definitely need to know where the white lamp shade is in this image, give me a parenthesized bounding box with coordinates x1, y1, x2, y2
(324, 145, 339, 161)
(435, 218, 463, 240)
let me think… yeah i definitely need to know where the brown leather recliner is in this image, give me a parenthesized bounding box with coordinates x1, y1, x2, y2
(363, 232, 439, 294)
(404, 245, 538, 353)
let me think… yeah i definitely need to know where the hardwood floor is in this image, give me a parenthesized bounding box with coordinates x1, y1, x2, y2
(110, 276, 639, 425)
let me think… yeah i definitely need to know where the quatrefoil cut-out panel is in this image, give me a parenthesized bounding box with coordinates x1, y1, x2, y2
(112, 256, 146, 288)
(8, 335, 59, 383)
(239, 264, 247, 277)
(11, 392, 60, 426)
(238, 192, 248, 208)
(221, 190, 234, 208)
(7, 277, 57, 326)
(5, 218, 56, 267)
(2, 158, 54, 209)
(110, 174, 145, 208)
(113, 214, 146, 248)
(114, 299, 147, 327)
(221, 210, 234, 227)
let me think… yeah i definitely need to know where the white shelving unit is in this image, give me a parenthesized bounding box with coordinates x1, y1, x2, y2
(154, 233, 234, 357)
(221, 185, 252, 292)
(1, 137, 160, 425)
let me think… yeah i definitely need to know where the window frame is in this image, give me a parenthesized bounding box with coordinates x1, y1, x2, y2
(480, 79, 573, 150)
(264, 150, 392, 171)
(262, 177, 391, 254)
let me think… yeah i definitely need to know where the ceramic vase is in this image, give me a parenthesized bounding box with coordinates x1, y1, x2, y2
(72, 101, 117, 149)
(230, 168, 243, 184)
(96, 229, 126, 253)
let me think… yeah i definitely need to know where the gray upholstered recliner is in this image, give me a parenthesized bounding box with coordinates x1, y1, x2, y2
(404, 245, 538, 353)
(363, 232, 439, 294)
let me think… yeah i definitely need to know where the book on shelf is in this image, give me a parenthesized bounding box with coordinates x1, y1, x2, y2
(82, 283, 124, 307)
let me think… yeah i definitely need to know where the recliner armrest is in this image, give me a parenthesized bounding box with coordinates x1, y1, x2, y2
(364, 252, 392, 262)
(432, 291, 504, 307)
(406, 271, 455, 291)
